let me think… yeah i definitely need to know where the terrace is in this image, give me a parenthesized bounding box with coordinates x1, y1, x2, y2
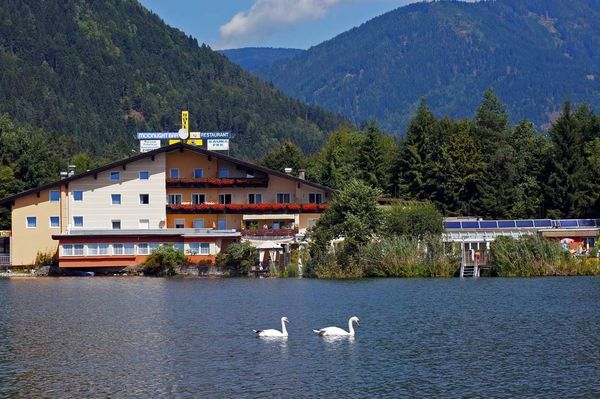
(166, 177, 268, 188)
(167, 203, 328, 214)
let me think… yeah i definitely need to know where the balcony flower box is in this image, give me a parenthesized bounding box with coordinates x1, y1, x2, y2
(166, 177, 268, 188)
(242, 228, 299, 237)
(167, 203, 328, 214)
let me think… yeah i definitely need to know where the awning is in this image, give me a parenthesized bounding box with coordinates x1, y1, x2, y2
(242, 214, 295, 220)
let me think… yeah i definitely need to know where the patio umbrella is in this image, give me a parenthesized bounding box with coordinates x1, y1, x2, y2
(560, 238, 574, 244)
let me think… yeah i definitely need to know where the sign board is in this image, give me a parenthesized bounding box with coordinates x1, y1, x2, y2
(137, 131, 231, 140)
(0, 231, 11, 238)
(140, 140, 161, 153)
(207, 139, 230, 151)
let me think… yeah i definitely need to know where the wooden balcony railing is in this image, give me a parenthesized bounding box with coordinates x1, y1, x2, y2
(167, 203, 328, 214)
(241, 228, 299, 238)
(166, 177, 268, 188)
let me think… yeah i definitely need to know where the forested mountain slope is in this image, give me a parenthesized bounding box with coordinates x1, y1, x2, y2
(0, 0, 346, 159)
(219, 48, 305, 73)
(257, 0, 600, 134)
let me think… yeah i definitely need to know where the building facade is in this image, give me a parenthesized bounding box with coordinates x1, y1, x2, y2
(0, 143, 333, 268)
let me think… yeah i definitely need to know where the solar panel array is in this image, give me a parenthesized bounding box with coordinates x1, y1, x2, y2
(443, 219, 600, 230)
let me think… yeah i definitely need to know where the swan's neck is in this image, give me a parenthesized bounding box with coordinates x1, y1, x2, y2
(348, 319, 355, 336)
(281, 320, 288, 335)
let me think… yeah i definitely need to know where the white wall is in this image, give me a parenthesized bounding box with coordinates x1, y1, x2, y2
(68, 153, 166, 230)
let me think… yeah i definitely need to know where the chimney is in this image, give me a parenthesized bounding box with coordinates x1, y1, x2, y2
(298, 169, 306, 180)
(67, 165, 76, 177)
(60, 171, 68, 179)
(284, 167, 293, 174)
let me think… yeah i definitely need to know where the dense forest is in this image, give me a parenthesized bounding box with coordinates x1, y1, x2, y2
(219, 48, 305, 74)
(260, 89, 600, 220)
(257, 0, 600, 134)
(0, 0, 346, 160)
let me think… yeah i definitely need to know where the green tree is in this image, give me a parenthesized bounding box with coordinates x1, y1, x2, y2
(258, 140, 306, 173)
(216, 241, 258, 275)
(143, 246, 188, 276)
(383, 201, 443, 239)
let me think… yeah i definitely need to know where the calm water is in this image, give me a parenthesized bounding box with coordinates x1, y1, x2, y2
(0, 277, 599, 398)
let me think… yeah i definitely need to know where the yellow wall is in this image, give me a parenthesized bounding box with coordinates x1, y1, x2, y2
(11, 187, 64, 265)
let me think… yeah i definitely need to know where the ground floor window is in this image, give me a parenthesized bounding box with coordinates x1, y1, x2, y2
(188, 242, 210, 255)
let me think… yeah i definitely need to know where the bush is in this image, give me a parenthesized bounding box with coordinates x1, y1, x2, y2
(143, 246, 188, 276)
(490, 236, 567, 277)
(383, 201, 443, 238)
(216, 241, 257, 275)
(34, 250, 58, 267)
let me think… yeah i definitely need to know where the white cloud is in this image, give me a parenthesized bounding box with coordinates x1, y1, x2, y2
(219, 0, 350, 47)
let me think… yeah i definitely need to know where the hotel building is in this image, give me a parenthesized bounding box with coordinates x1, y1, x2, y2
(0, 143, 333, 269)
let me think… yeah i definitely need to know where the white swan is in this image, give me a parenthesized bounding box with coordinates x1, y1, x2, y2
(253, 317, 289, 337)
(313, 316, 360, 337)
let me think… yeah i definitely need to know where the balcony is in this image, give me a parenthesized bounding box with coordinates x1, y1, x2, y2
(167, 203, 329, 214)
(242, 228, 299, 239)
(166, 177, 268, 188)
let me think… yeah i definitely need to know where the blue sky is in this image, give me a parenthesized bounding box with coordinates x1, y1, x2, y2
(139, 0, 426, 50)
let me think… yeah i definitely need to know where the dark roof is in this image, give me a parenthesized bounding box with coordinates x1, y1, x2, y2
(0, 143, 335, 205)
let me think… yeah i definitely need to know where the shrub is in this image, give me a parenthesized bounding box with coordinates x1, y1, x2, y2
(34, 250, 58, 267)
(143, 246, 188, 276)
(216, 241, 257, 275)
(383, 201, 443, 238)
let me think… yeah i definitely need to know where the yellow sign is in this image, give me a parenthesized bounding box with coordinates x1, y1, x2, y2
(186, 139, 203, 146)
(169, 139, 180, 145)
(182, 110, 189, 131)
(0, 231, 11, 238)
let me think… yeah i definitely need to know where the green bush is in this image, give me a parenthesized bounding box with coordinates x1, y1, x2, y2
(383, 201, 443, 238)
(143, 246, 188, 276)
(34, 250, 58, 267)
(490, 236, 567, 276)
(216, 241, 257, 275)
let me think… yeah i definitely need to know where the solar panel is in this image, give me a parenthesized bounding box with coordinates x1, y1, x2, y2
(461, 221, 479, 229)
(479, 221, 498, 229)
(445, 222, 461, 229)
(534, 220, 552, 228)
(559, 220, 578, 228)
(516, 220, 534, 228)
(498, 220, 516, 228)
(578, 219, 595, 227)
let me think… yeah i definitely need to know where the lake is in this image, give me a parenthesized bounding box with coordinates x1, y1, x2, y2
(1, 277, 599, 398)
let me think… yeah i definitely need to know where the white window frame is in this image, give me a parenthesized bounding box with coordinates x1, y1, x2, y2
(219, 193, 232, 204)
(73, 216, 84, 228)
(139, 171, 150, 180)
(167, 194, 182, 205)
(139, 219, 150, 229)
(87, 243, 99, 256)
(73, 191, 83, 202)
(113, 243, 124, 255)
(123, 243, 135, 255)
(277, 193, 291, 204)
(193, 168, 203, 178)
(139, 193, 150, 205)
(170, 168, 179, 179)
(111, 194, 121, 205)
(191, 193, 206, 205)
(62, 244, 74, 256)
(200, 243, 210, 255)
(73, 244, 84, 256)
(174, 219, 185, 229)
(49, 190, 60, 202)
(25, 216, 37, 229)
(49, 216, 60, 228)
(111, 220, 121, 230)
(174, 242, 185, 252)
(98, 243, 109, 255)
(248, 193, 262, 204)
(309, 193, 323, 204)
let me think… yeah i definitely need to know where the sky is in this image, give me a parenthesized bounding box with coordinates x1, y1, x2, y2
(138, 0, 426, 50)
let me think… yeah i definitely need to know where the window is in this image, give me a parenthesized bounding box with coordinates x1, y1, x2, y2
(124, 243, 135, 255)
(111, 194, 121, 205)
(248, 194, 262, 204)
(219, 194, 232, 204)
(73, 191, 83, 201)
(309, 193, 323, 204)
(277, 193, 291, 204)
(113, 243, 124, 255)
(139, 219, 150, 229)
(167, 194, 182, 205)
(174, 243, 184, 252)
(192, 194, 206, 204)
(73, 244, 84, 256)
(87, 244, 99, 256)
(50, 190, 60, 202)
(170, 168, 179, 178)
(63, 244, 73, 256)
(139, 194, 150, 205)
(137, 243, 149, 255)
(218, 168, 229, 178)
(99, 244, 109, 255)
(139, 171, 149, 180)
(189, 242, 210, 255)
(174, 219, 185, 229)
(193, 219, 204, 228)
(26, 217, 37, 229)
(110, 171, 120, 181)
(149, 242, 160, 253)
(112, 220, 121, 230)
(73, 216, 84, 228)
(50, 216, 60, 228)
(193, 168, 203, 178)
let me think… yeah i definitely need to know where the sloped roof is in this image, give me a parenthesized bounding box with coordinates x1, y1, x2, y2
(0, 142, 334, 205)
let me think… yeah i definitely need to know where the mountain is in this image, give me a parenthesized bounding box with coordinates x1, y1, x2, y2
(219, 47, 305, 73)
(0, 1, 346, 159)
(256, 0, 600, 134)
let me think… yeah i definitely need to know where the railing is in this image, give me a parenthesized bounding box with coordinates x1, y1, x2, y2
(242, 228, 299, 239)
(166, 177, 268, 188)
(167, 203, 328, 214)
(0, 254, 10, 266)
